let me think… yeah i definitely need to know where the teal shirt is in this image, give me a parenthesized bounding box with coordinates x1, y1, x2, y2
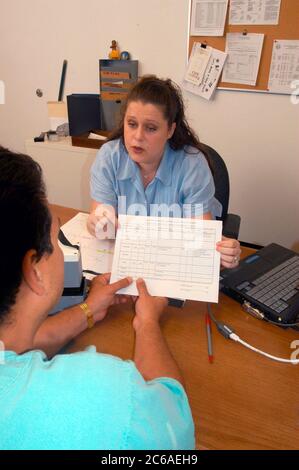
(90, 139, 222, 218)
(0, 347, 195, 450)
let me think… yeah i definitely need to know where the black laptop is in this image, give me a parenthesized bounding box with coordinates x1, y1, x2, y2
(220, 243, 299, 325)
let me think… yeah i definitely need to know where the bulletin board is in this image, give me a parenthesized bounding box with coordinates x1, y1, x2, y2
(189, 0, 299, 92)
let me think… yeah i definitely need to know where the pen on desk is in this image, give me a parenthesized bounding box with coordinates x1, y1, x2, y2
(205, 312, 214, 364)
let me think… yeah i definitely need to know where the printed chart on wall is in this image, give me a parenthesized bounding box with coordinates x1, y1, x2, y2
(188, 0, 299, 94)
(222, 32, 264, 86)
(190, 0, 228, 36)
(268, 40, 299, 94)
(229, 0, 281, 25)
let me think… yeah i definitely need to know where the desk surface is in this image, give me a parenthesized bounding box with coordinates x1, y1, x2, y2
(52, 204, 299, 450)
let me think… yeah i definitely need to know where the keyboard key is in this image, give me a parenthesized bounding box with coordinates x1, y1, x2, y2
(239, 255, 299, 315)
(237, 281, 251, 290)
(282, 290, 298, 301)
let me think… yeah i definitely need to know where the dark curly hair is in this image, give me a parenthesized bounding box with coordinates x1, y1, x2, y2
(108, 75, 208, 156)
(0, 146, 53, 322)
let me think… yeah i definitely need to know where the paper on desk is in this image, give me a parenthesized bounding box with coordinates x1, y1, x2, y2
(222, 33, 264, 86)
(61, 212, 114, 279)
(88, 132, 107, 141)
(110, 215, 222, 302)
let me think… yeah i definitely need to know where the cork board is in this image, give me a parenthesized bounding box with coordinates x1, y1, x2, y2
(189, 0, 299, 92)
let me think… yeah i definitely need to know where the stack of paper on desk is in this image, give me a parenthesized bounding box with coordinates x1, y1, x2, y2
(61, 213, 114, 279)
(61, 213, 222, 302)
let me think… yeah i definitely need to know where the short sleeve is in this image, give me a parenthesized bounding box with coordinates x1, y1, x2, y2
(90, 143, 118, 208)
(127, 371, 195, 450)
(181, 152, 222, 218)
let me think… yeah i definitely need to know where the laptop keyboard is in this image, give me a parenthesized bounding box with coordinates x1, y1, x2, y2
(237, 255, 299, 314)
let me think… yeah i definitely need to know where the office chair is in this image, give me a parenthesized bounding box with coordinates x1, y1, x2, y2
(201, 143, 241, 240)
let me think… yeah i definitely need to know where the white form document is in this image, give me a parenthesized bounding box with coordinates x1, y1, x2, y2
(183, 45, 227, 100)
(222, 33, 264, 85)
(268, 40, 299, 94)
(184, 43, 212, 86)
(61, 213, 114, 279)
(110, 215, 222, 303)
(190, 0, 228, 36)
(229, 0, 281, 25)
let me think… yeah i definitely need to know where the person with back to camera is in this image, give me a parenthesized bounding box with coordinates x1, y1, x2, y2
(0, 146, 194, 450)
(87, 75, 241, 268)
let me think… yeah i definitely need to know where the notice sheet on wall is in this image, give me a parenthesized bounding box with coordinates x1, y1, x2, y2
(183, 43, 227, 100)
(190, 0, 229, 36)
(268, 40, 299, 94)
(222, 32, 264, 85)
(229, 0, 281, 25)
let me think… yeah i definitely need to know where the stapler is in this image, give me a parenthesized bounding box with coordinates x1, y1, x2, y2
(49, 238, 88, 315)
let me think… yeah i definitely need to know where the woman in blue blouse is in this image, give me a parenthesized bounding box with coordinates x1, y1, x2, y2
(88, 75, 241, 268)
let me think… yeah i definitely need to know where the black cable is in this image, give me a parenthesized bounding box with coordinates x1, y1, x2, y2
(207, 302, 299, 335)
(207, 303, 299, 364)
(207, 303, 234, 339)
(83, 269, 100, 276)
(58, 229, 79, 250)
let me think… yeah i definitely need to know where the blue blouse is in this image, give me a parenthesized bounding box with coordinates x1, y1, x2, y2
(0, 348, 195, 450)
(90, 139, 222, 218)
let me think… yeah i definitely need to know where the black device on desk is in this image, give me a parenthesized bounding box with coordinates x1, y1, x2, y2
(67, 94, 102, 136)
(49, 231, 87, 315)
(220, 243, 299, 325)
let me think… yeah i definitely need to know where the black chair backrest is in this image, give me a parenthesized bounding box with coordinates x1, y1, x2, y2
(201, 144, 230, 221)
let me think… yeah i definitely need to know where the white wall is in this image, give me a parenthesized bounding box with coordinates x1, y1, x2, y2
(1, 0, 298, 249)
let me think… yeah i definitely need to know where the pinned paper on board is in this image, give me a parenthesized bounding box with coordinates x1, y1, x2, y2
(190, 0, 228, 36)
(184, 43, 212, 86)
(268, 40, 299, 94)
(222, 33, 264, 86)
(183, 42, 227, 100)
(229, 0, 281, 25)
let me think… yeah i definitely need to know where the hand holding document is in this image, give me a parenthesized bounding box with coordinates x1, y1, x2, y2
(61, 213, 223, 301)
(110, 215, 222, 303)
